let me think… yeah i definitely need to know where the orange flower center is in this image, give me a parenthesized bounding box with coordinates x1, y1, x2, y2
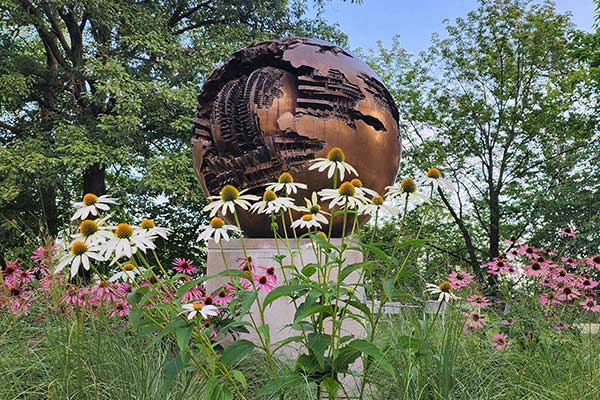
(115, 223, 134, 239)
(71, 241, 88, 256)
(83, 193, 98, 206)
(140, 219, 155, 229)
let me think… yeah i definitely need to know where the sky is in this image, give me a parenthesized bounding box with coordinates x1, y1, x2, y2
(318, 0, 597, 54)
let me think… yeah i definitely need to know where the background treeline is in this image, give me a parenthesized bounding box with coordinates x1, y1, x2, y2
(1, 0, 599, 291)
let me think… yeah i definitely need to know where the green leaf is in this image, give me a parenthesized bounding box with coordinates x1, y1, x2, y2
(221, 339, 256, 366)
(263, 284, 310, 308)
(257, 324, 271, 348)
(294, 302, 332, 324)
(307, 333, 331, 368)
(396, 335, 421, 350)
(232, 370, 248, 389)
(339, 260, 375, 282)
(162, 352, 190, 397)
(176, 325, 193, 352)
(302, 263, 317, 277)
(239, 290, 258, 315)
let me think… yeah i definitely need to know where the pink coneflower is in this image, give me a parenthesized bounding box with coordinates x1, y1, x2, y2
(482, 258, 509, 275)
(172, 258, 197, 274)
(182, 286, 206, 303)
(213, 287, 234, 306)
(559, 226, 576, 238)
(560, 257, 578, 268)
(539, 292, 560, 306)
(237, 257, 256, 273)
(491, 333, 508, 350)
(3, 260, 20, 285)
(552, 268, 574, 284)
(577, 276, 598, 291)
(448, 271, 473, 289)
(110, 300, 130, 317)
(31, 245, 58, 267)
(467, 294, 490, 308)
(63, 285, 79, 305)
(555, 286, 580, 302)
(39, 275, 55, 292)
(523, 262, 546, 278)
(203, 295, 214, 305)
(502, 317, 515, 326)
(463, 311, 486, 333)
(503, 236, 522, 246)
(554, 322, 569, 331)
(581, 297, 600, 312)
(92, 280, 114, 303)
(77, 287, 95, 307)
(261, 266, 278, 286)
(17, 269, 34, 284)
(583, 255, 600, 270)
(254, 274, 276, 292)
(7, 285, 31, 316)
(517, 245, 539, 259)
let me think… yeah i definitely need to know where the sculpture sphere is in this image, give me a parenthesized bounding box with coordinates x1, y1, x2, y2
(192, 37, 401, 237)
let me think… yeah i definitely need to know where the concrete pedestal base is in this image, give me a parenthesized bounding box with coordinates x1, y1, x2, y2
(207, 238, 364, 345)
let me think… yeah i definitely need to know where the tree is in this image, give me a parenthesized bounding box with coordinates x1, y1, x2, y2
(368, 0, 597, 284)
(0, 0, 350, 261)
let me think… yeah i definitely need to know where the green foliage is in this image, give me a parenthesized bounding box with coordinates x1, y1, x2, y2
(0, 0, 349, 261)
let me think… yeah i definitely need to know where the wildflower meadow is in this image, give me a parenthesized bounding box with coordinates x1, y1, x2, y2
(2, 1, 600, 400)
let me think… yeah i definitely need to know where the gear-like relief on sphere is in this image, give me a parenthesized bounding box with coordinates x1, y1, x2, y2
(192, 37, 401, 237)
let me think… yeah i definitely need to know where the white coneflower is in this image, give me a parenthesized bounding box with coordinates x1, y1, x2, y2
(265, 172, 307, 195)
(203, 185, 260, 217)
(55, 240, 104, 278)
(181, 302, 219, 320)
(108, 262, 146, 283)
(297, 192, 329, 225)
(319, 181, 365, 209)
(139, 219, 171, 240)
(385, 178, 430, 205)
(359, 194, 399, 217)
(101, 223, 157, 264)
(350, 178, 378, 199)
(197, 217, 240, 243)
(71, 193, 117, 221)
(308, 147, 358, 181)
(70, 218, 113, 245)
(425, 281, 458, 303)
(250, 190, 296, 215)
(425, 168, 457, 192)
(291, 213, 322, 230)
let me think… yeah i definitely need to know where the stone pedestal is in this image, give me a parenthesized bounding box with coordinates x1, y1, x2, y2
(207, 238, 365, 349)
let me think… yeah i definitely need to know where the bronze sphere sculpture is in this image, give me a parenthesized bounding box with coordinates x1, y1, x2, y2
(192, 37, 401, 237)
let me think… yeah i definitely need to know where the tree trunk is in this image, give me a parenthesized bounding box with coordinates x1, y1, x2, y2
(41, 185, 58, 236)
(489, 191, 500, 259)
(82, 164, 106, 196)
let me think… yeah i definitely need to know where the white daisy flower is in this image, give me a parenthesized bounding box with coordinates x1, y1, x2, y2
(291, 213, 322, 230)
(108, 262, 146, 283)
(265, 172, 307, 195)
(359, 194, 399, 217)
(139, 219, 171, 240)
(318, 182, 365, 210)
(70, 217, 113, 245)
(250, 190, 296, 215)
(425, 168, 457, 192)
(71, 193, 118, 221)
(55, 240, 104, 278)
(197, 217, 241, 243)
(203, 185, 260, 217)
(181, 302, 219, 320)
(101, 223, 157, 264)
(349, 178, 379, 199)
(425, 282, 458, 303)
(297, 192, 330, 225)
(385, 178, 431, 205)
(308, 147, 358, 181)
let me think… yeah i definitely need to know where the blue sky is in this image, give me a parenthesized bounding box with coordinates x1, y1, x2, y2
(320, 0, 596, 53)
